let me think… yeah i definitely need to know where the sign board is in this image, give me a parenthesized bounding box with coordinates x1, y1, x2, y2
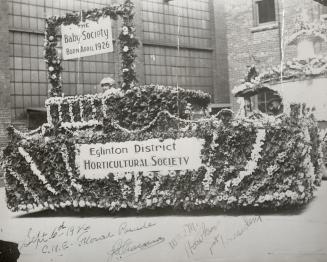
(61, 16, 113, 60)
(75, 138, 205, 179)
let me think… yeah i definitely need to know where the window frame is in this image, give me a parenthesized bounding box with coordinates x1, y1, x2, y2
(253, 0, 277, 26)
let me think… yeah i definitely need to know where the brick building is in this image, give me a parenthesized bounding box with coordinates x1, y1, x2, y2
(224, 0, 327, 110)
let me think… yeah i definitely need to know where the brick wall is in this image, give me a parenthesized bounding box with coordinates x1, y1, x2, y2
(224, 0, 325, 111)
(0, 0, 11, 183)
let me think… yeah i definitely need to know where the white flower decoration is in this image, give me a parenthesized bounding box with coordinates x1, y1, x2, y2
(122, 26, 129, 35)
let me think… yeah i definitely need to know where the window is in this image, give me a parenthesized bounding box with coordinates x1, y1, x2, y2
(255, 0, 276, 24)
(257, 90, 283, 115)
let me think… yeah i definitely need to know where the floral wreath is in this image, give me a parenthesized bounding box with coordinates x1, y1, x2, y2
(44, 0, 140, 97)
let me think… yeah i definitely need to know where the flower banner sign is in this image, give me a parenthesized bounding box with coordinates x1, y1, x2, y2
(61, 16, 113, 60)
(76, 138, 205, 179)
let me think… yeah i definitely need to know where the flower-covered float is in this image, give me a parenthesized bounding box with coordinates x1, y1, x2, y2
(1, 1, 323, 213)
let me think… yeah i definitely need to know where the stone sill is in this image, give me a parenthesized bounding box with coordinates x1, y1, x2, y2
(250, 22, 279, 33)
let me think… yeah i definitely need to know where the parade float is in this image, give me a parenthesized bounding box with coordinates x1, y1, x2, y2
(1, 0, 323, 213)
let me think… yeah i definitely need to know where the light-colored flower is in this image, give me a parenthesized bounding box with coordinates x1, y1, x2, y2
(298, 185, 305, 192)
(79, 199, 85, 207)
(122, 26, 129, 35)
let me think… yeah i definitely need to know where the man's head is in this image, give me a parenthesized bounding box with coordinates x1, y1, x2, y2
(100, 77, 116, 91)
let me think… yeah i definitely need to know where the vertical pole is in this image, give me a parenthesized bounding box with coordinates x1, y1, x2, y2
(209, 0, 230, 105)
(133, 0, 145, 85)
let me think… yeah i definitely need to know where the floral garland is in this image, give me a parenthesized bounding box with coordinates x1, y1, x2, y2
(58, 109, 212, 134)
(10, 126, 43, 140)
(79, 99, 84, 121)
(44, 0, 139, 97)
(225, 128, 266, 190)
(61, 144, 83, 193)
(61, 120, 101, 130)
(68, 102, 74, 122)
(18, 147, 57, 195)
(57, 102, 62, 122)
(6, 167, 41, 205)
(46, 104, 52, 124)
(134, 173, 142, 202)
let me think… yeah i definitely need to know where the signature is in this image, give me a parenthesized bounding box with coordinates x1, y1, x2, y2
(168, 216, 262, 258)
(209, 216, 262, 255)
(107, 236, 165, 261)
(185, 223, 217, 257)
(118, 221, 156, 235)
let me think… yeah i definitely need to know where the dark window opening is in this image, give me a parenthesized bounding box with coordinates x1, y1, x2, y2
(257, 90, 283, 115)
(257, 0, 276, 24)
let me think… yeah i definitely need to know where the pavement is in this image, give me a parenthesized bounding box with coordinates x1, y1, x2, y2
(0, 183, 326, 262)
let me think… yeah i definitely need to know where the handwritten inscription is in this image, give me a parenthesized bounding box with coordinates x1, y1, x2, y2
(118, 221, 156, 235)
(19, 221, 159, 258)
(185, 223, 217, 257)
(209, 216, 262, 255)
(18, 217, 263, 261)
(107, 236, 165, 262)
(168, 216, 262, 258)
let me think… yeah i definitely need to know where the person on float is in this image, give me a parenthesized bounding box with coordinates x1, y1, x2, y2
(100, 76, 118, 95)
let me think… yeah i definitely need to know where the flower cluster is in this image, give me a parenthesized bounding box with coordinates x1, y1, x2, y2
(45, 0, 139, 97)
